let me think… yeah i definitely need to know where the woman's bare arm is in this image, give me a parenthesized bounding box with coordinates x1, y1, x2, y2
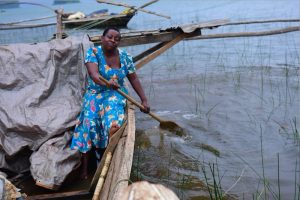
(86, 62, 119, 88)
(127, 72, 150, 112)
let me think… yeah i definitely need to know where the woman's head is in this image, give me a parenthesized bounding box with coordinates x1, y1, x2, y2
(101, 27, 121, 51)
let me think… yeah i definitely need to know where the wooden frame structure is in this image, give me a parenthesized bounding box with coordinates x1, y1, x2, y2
(89, 18, 300, 69)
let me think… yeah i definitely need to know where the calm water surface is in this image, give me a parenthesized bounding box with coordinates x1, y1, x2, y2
(0, 0, 299, 199)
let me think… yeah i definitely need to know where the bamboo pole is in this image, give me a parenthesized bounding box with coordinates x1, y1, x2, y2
(186, 26, 300, 40)
(96, 0, 170, 19)
(92, 152, 112, 200)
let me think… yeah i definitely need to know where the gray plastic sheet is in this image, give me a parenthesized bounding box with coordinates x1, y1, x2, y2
(30, 131, 81, 189)
(0, 35, 92, 174)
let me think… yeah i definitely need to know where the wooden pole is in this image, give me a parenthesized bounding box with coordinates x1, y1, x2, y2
(186, 26, 300, 40)
(55, 9, 64, 39)
(96, 0, 171, 19)
(135, 33, 186, 69)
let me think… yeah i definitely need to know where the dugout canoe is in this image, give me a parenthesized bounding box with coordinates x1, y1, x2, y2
(62, 12, 135, 29)
(0, 12, 135, 30)
(25, 104, 136, 200)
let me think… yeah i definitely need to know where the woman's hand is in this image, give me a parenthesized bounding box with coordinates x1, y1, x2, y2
(140, 100, 150, 113)
(107, 79, 120, 90)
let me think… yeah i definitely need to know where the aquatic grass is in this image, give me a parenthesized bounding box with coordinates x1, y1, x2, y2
(273, 117, 300, 147)
(206, 102, 221, 121)
(232, 123, 300, 200)
(290, 117, 300, 146)
(201, 161, 227, 200)
(294, 160, 300, 200)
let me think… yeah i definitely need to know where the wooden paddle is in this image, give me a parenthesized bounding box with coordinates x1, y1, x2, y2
(98, 75, 185, 136)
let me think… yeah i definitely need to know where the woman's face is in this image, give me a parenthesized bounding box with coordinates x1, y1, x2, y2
(101, 29, 121, 51)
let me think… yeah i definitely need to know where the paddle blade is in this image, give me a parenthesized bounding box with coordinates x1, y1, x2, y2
(159, 121, 185, 136)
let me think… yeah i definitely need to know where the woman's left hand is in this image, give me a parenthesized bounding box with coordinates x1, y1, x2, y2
(140, 100, 150, 113)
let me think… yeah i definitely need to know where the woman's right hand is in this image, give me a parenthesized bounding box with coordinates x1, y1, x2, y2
(107, 79, 120, 90)
(140, 100, 150, 113)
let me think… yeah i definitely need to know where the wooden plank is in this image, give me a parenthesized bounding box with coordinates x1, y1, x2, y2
(98, 105, 135, 200)
(89, 19, 230, 46)
(112, 107, 136, 200)
(91, 31, 181, 47)
(187, 26, 300, 40)
(100, 137, 126, 199)
(28, 190, 91, 200)
(135, 33, 186, 69)
(133, 41, 168, 62)
(89, 119, 127, 193)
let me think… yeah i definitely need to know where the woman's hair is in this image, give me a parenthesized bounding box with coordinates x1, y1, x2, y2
(102, 27, 120, 36)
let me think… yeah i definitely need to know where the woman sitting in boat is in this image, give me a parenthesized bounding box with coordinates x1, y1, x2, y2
(70, 27, 150, 179)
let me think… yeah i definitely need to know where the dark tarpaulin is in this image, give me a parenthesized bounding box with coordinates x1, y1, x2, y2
(0, 35, 91, 176)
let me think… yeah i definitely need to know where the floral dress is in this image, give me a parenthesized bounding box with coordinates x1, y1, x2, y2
(70, 46, 136, 153)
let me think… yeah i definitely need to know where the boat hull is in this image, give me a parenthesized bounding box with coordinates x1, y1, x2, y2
(25, 104, 135, 199)
(63, 14, 134, 29)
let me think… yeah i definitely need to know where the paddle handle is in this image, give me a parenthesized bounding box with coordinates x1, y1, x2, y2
(98, 75, 164, 123)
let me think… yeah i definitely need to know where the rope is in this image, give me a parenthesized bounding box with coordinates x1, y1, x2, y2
(0, 1, 56, 12)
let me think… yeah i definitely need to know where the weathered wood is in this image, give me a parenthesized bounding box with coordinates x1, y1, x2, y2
(89, 120, 127, 193)
(27, 190, 91, 200)
(91, 29, 181, 47)
(187, 26, 300, 40)
(99, 106, 135, 200)
(96, 0, 171, 19)
(133, 41, 169, 62)
(89, 19, 231, 46)
(112, 107, 136, 200)
(100, 137, 126, 199)
(135, 33, 186, 69)
(64, 13, 134, 30)
(226, 18, 300, 26)
(55, 9, 64, 39)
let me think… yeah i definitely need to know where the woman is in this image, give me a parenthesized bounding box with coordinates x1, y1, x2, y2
(71, 27, 150, 179)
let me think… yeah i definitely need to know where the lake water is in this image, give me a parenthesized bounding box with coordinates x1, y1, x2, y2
(1, 0, 299, 199)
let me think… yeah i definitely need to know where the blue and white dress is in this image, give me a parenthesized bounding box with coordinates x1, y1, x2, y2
(70, 46, 136, 153)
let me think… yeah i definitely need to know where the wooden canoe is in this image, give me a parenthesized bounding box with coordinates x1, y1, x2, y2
(0, 13, 135, 30)
(25, 103, 136, 200)
(62, 13, 135, 29)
